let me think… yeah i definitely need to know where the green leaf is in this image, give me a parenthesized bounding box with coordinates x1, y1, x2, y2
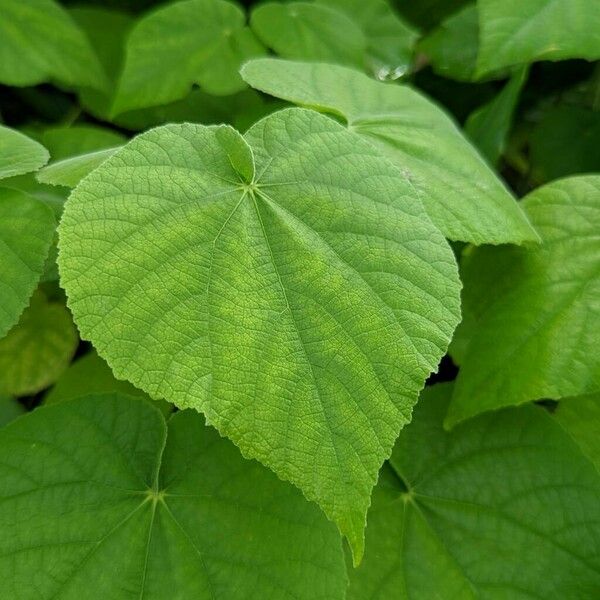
(530, 105, 600, 183)
(0, 393, 347, 599)
(0, 292, 78, 396)
(69, 7, 134, 119)
(250, 2, 366, 68)
(44, 350, 147, 404)
(112, 0, 264, 116)
(0, 125, 49, 180)
(37, 147, 121, 188)
(40, 124, 126, 160)
(394, 0, 470, 30)
(115, 89, 270, 133)
(554, 392, 600, 473)
(0, 188, 56, 338)
(241, 58, 539, 245)
(418, 4, 480, 82)
(315, 0, 418, 79)
(43, 349, 173, 417)
(465, 66, 528, 165)
(448, 175, 600, 426)
(349, 383, 600, 599)
(58, 108, 461, 561)
(0, 0, 106, 90)
(36, 125, 127, 188)
(0, 396, 24, 427)
(477, 0, 600, 76)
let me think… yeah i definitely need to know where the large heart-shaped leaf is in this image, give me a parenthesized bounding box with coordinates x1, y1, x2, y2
(0, 187, 55, 338)
(241, 58, 538, 245)
(0, 0, 106, 90)
(250, 2, 366, 68)
(477, 0, 600, 76)
(448, 175, 600, 426)
(0, 393, 347, 599)
(58, 107, 461, 560)
(348, 384, 600, 598)
(0, 125, 49, 180)
(112, 0, 265, 116)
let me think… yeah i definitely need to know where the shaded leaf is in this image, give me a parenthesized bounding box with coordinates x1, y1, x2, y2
(0, 396, 24, 427)
(418, 4, 480, 82)
(530, 105, 600, 183)
(250, 1, 365, 68)
(316, 0, 418, 79)
(349, 383, 600, 599)
(448, 175, 600, 426)
(0, 393, 347, 599)
(0, 292, 78, 396)
(477, 0, 600, 76)
(554, 392, 600, 473)
(37, 147, 121, 188)
(0, 187, 55, 338)
(69, 6, 134, 118)
(0, 125, 49, 180)
(0, 0, 106, 90)
(112, 0, 264, 115)
(465, 66, 528, 165)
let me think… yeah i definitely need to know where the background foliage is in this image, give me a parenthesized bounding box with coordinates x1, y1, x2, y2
(0, 0, 599, 598)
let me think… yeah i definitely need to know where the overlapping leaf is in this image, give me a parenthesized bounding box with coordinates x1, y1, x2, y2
(38, 147, 121, 188)
(349, 384, 600, 599)
(112, 0, 265, 116)
(0, 0, 106, 90)
(465, 67, 528, 165)
(250, 2, 366, 68)
(477, 0, 600, 76)
(58, 108, 461, 560)
(448, 175, 600, 426)
(554, 392, 600, 473)
(0, 393, 347, 599)
(0, 125, 49, 180)
(0, 188, 55, 337)
(45, 350, 148, 404)
(241, 59, 538, 245)
(0, 291, 78, 396)
(418, 4, 480, 82)
(315, 0, 418, 78)
(0, 396, 23, 427)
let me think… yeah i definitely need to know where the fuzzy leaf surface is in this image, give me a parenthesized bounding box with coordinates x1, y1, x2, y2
(58, 108, 461, 560)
